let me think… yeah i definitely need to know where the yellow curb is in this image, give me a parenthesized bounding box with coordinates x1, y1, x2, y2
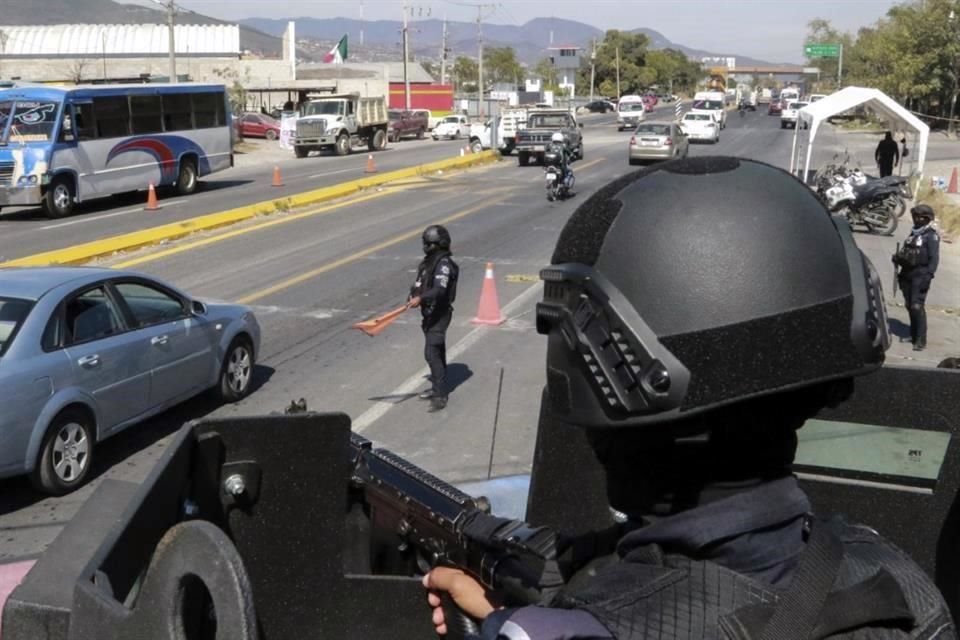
(3, 151, 499, 267)
(505, 274, 540, 283)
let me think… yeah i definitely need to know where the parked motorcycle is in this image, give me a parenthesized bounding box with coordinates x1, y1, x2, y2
(821, 172, 899, 235)
(544, 149, 573, 201)
(815, 153, 912, 219)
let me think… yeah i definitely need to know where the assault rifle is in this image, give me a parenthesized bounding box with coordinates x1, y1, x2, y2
(349, 432, 562, 636)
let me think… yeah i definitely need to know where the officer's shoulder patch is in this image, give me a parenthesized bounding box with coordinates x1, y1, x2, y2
(441, 265, 450, 274)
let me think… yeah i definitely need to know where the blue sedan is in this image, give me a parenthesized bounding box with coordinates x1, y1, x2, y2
(0, 267, 261, 494)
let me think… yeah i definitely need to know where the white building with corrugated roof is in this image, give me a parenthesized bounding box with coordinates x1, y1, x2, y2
(0, 23, 294, 86)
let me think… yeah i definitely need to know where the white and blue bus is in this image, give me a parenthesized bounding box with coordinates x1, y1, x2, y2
(0, 83, 233, 219)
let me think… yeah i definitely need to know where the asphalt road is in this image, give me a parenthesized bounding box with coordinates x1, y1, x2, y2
(1, 105, 956, 562)
(0, 133, 491, 262)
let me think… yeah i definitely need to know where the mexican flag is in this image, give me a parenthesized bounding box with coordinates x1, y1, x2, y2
(323, 35, 348, 64)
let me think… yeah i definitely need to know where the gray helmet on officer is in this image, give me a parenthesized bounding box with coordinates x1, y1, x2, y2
(422, 225, 451, 254)
(536, 156, 889, 430)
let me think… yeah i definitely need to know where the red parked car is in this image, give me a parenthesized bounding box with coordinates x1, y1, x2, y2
(240, 112, 281, 140)
(768, 100, 783, 116)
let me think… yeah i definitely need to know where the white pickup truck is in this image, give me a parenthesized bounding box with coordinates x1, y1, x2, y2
(780, 100, 809, 129)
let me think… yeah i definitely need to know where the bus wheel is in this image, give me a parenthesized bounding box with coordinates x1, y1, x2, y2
(42, 176, 75, 219)
(176, 158, 198, 195)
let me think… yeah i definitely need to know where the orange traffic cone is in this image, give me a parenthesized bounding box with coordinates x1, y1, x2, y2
(351, 304, 409, 337)
(145, 182, 159, 211)
(365, 153, 377, 174)
(272, 166, 284, 187)
(471, 262, 505, 325)
(949, 167, 958, 194)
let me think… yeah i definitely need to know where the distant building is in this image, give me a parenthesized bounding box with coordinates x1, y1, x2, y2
(0, 23, 293, 86)
(547, 45, 580, 97)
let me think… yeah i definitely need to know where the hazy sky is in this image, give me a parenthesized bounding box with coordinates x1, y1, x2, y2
(156, 0, 903, 63)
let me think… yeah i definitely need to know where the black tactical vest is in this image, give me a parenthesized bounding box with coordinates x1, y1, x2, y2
(555, 518, 955, 640)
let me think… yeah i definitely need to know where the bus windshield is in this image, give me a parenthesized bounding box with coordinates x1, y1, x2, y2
(0, 101, 12, 140)
(1, 100, 60, 144)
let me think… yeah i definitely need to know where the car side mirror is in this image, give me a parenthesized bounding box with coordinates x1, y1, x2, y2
(191, 300, 208, 316)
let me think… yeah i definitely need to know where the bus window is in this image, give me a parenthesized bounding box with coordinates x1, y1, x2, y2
(130, 94, 162, 134)
(73, 103, 96, 141)
(162, 93, 192, 131)
(93, 95, 130, 138)
(58, 112, 74, 142)
(193, 92, 224, 128)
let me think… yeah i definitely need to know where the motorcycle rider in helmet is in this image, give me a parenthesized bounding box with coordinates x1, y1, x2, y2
(546, 131, 573, 190)
(423, 157, 954, 639)
(407, 224, 459, 412)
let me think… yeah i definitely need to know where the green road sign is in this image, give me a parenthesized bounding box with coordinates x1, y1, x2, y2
(804, 43, 841, 58)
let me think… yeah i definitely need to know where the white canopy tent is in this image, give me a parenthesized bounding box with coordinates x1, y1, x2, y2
(789, 86, 929, 183)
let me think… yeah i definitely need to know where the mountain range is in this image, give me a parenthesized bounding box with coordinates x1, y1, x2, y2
(1, 1, 782, 68)
(241, 16, 780, 67)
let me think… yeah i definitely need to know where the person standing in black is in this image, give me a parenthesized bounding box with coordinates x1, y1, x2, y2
(407, 225, 459, 412)
(895, 204, 940, 351)
(876, 131, 900, 177)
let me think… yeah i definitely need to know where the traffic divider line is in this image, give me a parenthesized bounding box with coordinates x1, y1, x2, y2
(3, 151, 499, 268)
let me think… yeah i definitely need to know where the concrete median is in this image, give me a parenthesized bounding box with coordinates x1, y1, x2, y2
(3, 151, 499, 268)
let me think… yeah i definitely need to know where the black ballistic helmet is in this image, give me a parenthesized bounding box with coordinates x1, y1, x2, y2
(911, 203, 935, 223)
(422, 224, 452, 250)
(536, 157, 889, 429)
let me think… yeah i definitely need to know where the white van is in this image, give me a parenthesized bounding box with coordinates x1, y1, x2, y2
(691, 91, 727, 130)
(617, 95, 646, 131)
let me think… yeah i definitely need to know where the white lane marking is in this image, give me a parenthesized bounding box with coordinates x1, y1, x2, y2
(352, 280, 544, 433)
(306, 168, 357, 179)
(39, 200, 187, 230)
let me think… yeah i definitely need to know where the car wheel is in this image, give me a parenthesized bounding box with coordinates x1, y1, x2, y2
(369, 129, 387, 152)
(417, 128, 425, 140)
(432, 135, 439, 141)
(335, 133, 351, 156)
(265, 129, 278, 141)
(470, 139, 483, 154)
(31, 407, 95, 495)
(42, 175, 75, 219)
(175, 157, 198, 195)
(219, 337, 255, 403)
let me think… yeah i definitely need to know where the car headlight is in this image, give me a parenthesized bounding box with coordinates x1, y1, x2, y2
(17, 175, 39, 185)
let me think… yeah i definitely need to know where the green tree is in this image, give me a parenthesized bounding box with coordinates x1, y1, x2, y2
(483, 46, 523, 87)
(452, 55, 478, 93)
(804, 18, 855, 92)
(578, 30, 650, 96)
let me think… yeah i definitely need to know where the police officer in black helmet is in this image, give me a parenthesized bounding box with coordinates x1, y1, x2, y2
(894, 204, 940, 352)
(422, 158, 955, 638)
(408, 225, 459, 413)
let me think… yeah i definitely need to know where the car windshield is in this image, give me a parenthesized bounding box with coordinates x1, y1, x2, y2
(692, 100, 723, 110)
(624, 104, 645, 112)
(1, 100, 60, 144)
(302, 101, 343, 117)
(528, 114, 570, 128)
(789, 102, 807, 110)
(636, 124, 671, 135)
(389, 111, 403, 120)
(684, 114, 711, 122)
(443, 116, 460, 123)
(0, 297, 32, 356)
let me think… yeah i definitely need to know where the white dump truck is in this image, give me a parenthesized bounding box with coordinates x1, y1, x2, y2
(294, 93, 389, 158)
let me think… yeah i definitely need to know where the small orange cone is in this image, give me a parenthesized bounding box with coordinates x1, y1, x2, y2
(949, 167, 958, 194)
(351, 304, 409, 337)
(365, 153, 377, 174)
(471, 262, 505, 325)
(272, 166, 284, 187)
(145, 182, 159, 211)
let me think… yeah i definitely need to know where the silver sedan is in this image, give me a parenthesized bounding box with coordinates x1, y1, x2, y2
(628, 121, 690, 165)
(0, 267, 261, 494)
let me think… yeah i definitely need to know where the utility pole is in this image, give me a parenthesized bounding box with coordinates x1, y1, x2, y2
(837, 43, 843, 89)
(360, 1, 365, 47)
(474, 3, 496, 117)
(165, 0, 177, 83)
(440, 16, 449, 86)
(402, 1, 411, 109)
(589, 38, 596, 102)
(615, 46, 621, 98)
